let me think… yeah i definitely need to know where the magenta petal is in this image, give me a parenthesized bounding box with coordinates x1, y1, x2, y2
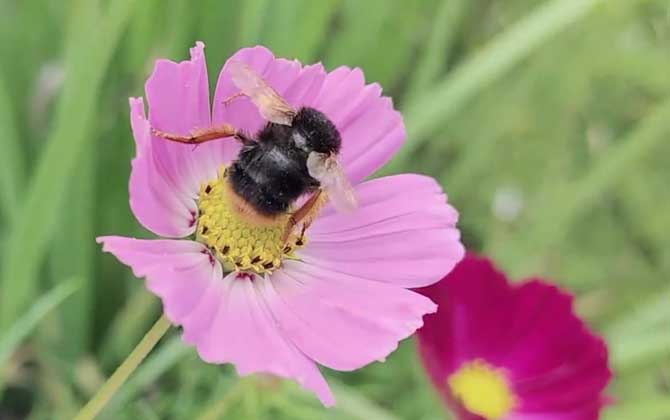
(189, 272, 335, 406)
(301, 174, 464, 288)
(415, 255, 612, 420)
(511, 403, 603, 420)
(260, 260, 437, 371)
(128, 97, 197, 237)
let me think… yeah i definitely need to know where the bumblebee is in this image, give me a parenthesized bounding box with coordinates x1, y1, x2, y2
(152, 61, 357, 241)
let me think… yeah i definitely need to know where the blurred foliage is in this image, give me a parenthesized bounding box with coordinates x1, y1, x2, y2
(0, 0, 669, 419)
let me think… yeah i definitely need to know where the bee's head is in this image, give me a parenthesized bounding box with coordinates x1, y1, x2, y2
(293, 107, 341, 155)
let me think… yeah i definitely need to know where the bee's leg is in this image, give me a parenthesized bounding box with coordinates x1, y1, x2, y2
(222, 92, 247, 106)
(151, 123, 240, 144)
(283, 190, 327, 243)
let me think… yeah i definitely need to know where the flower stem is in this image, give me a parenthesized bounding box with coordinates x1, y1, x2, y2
(73, 314, 172, 420)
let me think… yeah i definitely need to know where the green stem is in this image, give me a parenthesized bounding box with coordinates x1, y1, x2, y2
(73, 314, 171, 420)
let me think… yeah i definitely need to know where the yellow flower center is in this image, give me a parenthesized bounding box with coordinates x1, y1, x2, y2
(196, 168, 305, 274)
(448, 359, 517, 420)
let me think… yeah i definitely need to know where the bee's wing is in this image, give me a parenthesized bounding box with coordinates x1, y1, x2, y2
(306, 152, 358, 213)
(228, 60, 296, 126)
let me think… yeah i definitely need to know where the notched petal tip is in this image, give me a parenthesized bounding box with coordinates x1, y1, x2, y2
(128, 96, 144, 109)
(129, 97, 147, 124)
(129, 96, 148, 133)
(95, 235, 116, 252)
(190, 40, 206, 58)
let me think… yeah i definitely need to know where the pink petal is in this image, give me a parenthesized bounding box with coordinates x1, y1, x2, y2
(97, 236, 334, 405)
(300, 174, 464, 288)
(145, 42, 234, 202)
(128, 97, 198, 237)
(259, 260, 437, 371)
(96, 236, 216, 323)
(311, 67, 405, 184)
(212, 46, 326, 137)
(189, 272, 335, 406)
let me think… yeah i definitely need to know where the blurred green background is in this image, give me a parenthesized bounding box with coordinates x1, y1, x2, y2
(1, 0, 669, 419)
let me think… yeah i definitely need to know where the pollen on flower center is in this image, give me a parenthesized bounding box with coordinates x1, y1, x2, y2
(196, 168, 305, 274)
(448, 359, 517, 420)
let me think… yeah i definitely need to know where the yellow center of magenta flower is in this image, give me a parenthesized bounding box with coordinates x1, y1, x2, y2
(196, 168, 305, 274)
(448, 359, 517, 420)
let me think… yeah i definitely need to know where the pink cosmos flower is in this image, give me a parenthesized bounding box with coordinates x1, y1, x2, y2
(97, 42, 464, 406)
(415, 254, 612, 420)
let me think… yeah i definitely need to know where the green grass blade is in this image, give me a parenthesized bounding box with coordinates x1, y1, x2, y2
(0, 76, 24, 223)
(610, 327, 670, 371)
(388, 0, 604, 171)
(165, 0, 196, 57)
(603, 397, 670, 420)
(197, 0, 238, 75)
(99, 290, 159, 366)
(0, 280, 79, 393)
(103, 337, 189, 416)
(238, 0, 270, 46)
(405, 0, 469, 102)
(263, 0, 340, 62)
(606, 287, 670, 338)
(330, 381, 400, 420)
(195, 380, 245, 420)
(0, 0, 136, 331)
(325, 0, 427, 89)
(47, 140, 95, 361)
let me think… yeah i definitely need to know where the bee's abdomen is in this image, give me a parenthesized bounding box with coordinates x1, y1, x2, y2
(229, 145, 313, 217)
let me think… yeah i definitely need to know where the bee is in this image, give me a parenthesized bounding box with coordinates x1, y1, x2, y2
(152, 61, 357, 240)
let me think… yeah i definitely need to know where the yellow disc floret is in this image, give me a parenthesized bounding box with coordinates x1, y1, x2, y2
(196, 168, 304, 274)
(448, 359, 517, 420)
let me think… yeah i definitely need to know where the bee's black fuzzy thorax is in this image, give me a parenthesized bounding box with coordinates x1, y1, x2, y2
(290, 107, 341, 154)
(228, 107, 341, 218)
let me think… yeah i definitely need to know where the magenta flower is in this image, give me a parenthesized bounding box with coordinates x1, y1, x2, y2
(415, 254, 612, 420)
(97, 42, 464, 406)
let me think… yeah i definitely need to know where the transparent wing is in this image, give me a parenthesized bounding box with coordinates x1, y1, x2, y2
(228, 60, 296, 126)
(306, 152, 358, 213)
